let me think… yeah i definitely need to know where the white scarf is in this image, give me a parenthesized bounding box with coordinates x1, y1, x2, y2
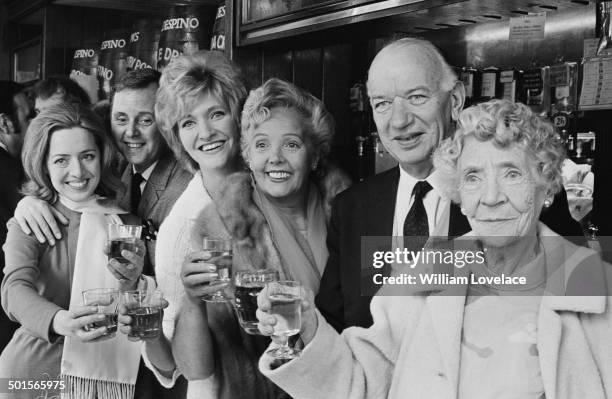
(59, 196, 142, 399)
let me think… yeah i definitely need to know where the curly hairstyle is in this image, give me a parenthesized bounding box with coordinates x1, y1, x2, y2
(155, 50, 248, 172)
(240, 78, 334, 170)
(433, 99, 565, 203)
(21, 102, 124, 204)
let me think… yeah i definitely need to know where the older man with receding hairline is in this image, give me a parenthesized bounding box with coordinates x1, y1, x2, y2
(315, 37, 583, 333)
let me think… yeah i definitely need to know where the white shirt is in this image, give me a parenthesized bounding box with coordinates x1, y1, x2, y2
(142, 174, 211, 388)
(132, 161, 158, 193)
(392, 167, 450, 237)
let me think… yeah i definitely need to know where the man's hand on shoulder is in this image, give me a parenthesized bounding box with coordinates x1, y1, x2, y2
(14, 196, 68, 245)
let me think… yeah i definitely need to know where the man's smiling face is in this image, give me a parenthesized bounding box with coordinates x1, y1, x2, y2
(111, 84, 165, 172)
(367, 45, 455, 176)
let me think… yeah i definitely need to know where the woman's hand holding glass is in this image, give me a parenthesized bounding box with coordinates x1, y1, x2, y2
(180, 250, 231, 303)
(53, 288, 120, 342)
(118, 291, 166, 341)
(52, 306, 114, 342)
(256, 282, 318, 359)
(200, 238, 233, 302)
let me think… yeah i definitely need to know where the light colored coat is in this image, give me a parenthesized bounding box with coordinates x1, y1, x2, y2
(260, 224, 612, 399)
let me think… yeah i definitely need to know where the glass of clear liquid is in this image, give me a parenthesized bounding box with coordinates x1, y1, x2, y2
(266, 280, 302, 359)
(201, 237, 233, 303)
(82, 288, 120, 338)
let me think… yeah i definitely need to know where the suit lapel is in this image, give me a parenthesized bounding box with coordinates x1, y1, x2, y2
(138, 153, 175, 218)
(448, 202, 471, 238)
(367, 167, 399, 236)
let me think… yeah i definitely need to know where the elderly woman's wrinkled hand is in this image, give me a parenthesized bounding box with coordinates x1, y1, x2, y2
(256, 285, 318, 346)
(104, 239, 146, 291)
(180, 251, 230, 302)
(118, 299, 169, 341)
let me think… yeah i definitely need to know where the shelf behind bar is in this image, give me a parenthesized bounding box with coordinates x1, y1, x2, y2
(239, 0, 464, 46)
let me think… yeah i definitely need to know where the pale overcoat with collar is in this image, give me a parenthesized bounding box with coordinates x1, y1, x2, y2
(261, 224, 612, 399)
(316, 166, 585, 332)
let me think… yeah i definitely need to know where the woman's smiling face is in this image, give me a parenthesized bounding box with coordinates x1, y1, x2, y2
(177, 92, 240, 173)
(248, 107, 315, 205)
(46, 127, 101, 203)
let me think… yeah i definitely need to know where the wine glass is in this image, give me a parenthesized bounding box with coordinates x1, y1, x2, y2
(201, 237, 233, 302)
(266, 281, 302, 359)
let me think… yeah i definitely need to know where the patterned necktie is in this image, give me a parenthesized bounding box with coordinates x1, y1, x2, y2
(130, 172, 144, 215)
(403, 180, 433, 251)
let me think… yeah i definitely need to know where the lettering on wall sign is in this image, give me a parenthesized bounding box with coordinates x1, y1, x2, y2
(101, 39, 126, 50)
(161, 17, 199, 31)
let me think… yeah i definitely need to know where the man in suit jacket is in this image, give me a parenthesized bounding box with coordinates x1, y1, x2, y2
(111, 69, 192, 275)
(315, 38, 584, 332)
(0, 81, 30, 352)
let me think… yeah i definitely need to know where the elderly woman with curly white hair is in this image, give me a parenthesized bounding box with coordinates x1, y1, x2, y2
(256, 99, 612, 399)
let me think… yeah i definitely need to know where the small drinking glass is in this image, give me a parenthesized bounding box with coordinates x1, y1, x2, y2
(233, 269, 279, 335)
(82, 288, 120, 337)
(266, 281, 302, 359)
(108, 223, 142, 264)
(122, 290, 164, 340)
(201, 237, 233, 303)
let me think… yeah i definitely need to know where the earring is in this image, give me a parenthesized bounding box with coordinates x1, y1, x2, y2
(543, 199, 552, 208)
(311, 160, 318, 171)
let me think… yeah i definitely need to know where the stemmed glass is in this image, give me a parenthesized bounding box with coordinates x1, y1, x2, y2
(233, 269, 279, 334)
(201, 237, 233, 302)
(266, 281, 302, 359)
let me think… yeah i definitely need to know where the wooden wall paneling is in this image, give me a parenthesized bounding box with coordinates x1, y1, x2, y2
(262, 49, 292, 82)
(42, 6, 67, 78)
(292, 48, 322, 99)
(62, 6, 85, 73)
(0, 18, 16, 80)
(322, 43, 354, 178)
(234, 47, 263, 90)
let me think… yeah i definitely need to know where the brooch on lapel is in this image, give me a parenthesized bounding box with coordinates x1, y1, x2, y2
(142, 219, 158, 242)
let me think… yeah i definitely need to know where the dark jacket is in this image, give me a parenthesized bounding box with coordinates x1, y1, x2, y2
(119, 152, 192, 276)
(315, 166, 586, 332)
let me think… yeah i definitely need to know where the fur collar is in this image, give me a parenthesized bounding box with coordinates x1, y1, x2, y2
(214, 164, 351, 269)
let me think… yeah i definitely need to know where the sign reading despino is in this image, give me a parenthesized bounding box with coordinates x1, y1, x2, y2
(157, 6, 215, 69)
